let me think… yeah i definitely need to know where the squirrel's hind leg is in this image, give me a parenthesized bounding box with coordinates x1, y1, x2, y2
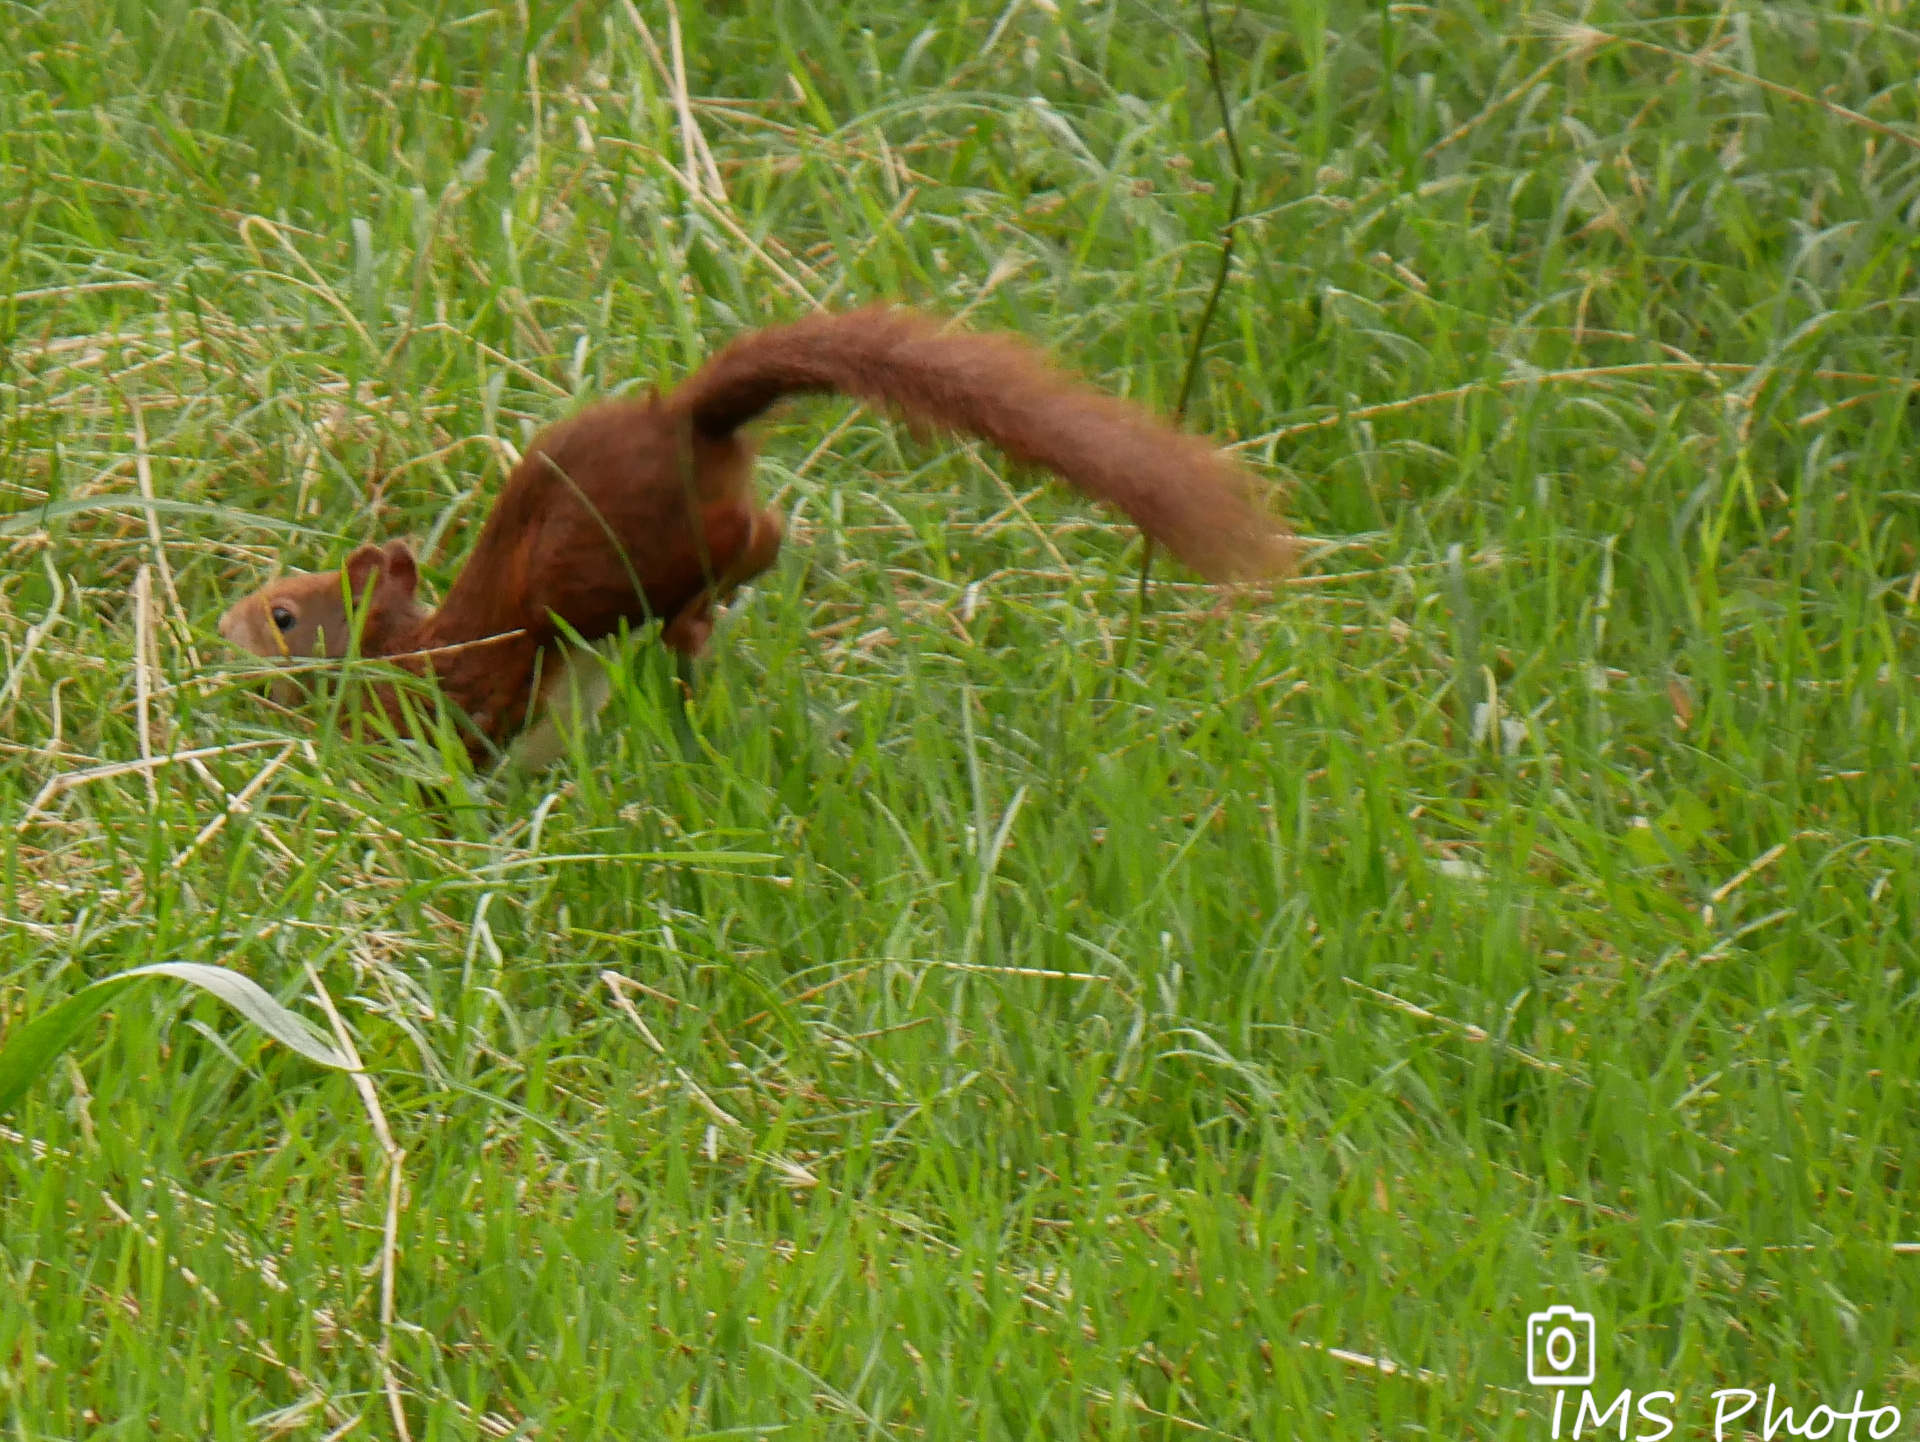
(660, 506, 785, 657)
(658, 504, 783, 759)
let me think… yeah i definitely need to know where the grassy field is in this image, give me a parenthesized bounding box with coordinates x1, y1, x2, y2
(3, 0, 1920, 1436)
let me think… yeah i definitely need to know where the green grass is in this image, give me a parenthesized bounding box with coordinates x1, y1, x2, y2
(4, 0, 1920, 1436)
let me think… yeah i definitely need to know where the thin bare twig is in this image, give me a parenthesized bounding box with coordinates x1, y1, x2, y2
(1172, 0, 1246, 427)
(1126, 0, 1249, 636)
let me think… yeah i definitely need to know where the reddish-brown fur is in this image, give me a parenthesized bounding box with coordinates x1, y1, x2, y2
(218, 306, 1292, 760)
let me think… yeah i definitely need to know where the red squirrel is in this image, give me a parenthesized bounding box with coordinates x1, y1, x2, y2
(217, 306, 1292, 762)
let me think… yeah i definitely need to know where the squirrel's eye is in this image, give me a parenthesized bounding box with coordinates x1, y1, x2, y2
(270, 606, 296, 632)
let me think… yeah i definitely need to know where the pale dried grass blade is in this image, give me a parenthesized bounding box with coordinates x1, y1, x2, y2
(132, 565, 159, 804)
(601, 971, 819, 1187)
(666, 0, 727, 202)
(304, 964, 411, 1442)
(1425, 51, 1580, 159)
(1343, 978, 1584, 1082)
(129, 400, 201, 672)
(1579, 24, 1920, 154)
(17, 739, 293, 831)
(0, 555, 67, 714)
(166, 744, 298, 871)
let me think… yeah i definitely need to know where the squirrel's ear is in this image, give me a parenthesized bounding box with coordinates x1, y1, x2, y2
(381, 540, 420, 596)
(343, 543, 386, 596)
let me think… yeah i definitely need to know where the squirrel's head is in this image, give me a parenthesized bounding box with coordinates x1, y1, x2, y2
(218, 539, 426, 665)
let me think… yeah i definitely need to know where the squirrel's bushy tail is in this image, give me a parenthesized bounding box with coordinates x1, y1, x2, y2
(667, 306, 1293, 583)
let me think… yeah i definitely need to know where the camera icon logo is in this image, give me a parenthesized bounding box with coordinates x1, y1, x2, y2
(1526, 1305, 1597, 1387)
